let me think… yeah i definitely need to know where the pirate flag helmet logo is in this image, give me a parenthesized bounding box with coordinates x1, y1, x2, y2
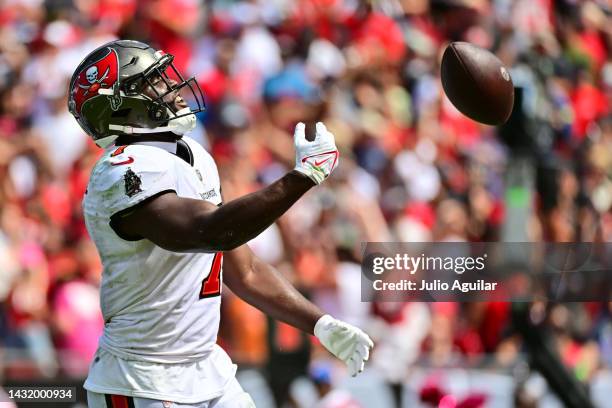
(71, 48, 120, 115)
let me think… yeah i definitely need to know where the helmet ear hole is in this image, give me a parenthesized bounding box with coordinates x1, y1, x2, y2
(149, 103, 168, 122)
(125, 79, 140, 95)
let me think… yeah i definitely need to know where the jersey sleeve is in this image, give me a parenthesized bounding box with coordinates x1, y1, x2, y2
(91, 145, 178, 227)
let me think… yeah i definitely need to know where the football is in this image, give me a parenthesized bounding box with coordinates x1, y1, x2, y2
(441, 42, 514, 126)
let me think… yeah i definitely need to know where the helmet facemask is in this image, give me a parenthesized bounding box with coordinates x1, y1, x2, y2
(108, 51, 205, 140)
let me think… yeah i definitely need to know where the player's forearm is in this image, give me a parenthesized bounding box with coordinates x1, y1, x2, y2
(224, 251, 323, 334)
(224, 246, 373, 378)
(196, 171, 314, 251)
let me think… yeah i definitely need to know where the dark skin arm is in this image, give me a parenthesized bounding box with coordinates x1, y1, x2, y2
(116, 75, 315, 251)
(223, 244, 323, 334)
(114, 171, 314, 252)
(112, 72, 326, 333)
(116, 173, 323, 333)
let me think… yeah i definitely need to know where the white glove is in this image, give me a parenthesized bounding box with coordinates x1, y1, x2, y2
(314, 314, 374, 377)
(293, 122, 339, 184)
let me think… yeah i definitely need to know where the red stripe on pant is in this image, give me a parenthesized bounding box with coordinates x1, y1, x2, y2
(106, 394, 135, 408)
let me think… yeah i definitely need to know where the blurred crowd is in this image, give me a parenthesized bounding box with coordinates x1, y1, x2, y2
(0, 0, 611, 407)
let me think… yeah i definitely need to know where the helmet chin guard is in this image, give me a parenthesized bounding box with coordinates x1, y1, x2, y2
(68, 40, 205, 147)
(108, 107, 196, 136)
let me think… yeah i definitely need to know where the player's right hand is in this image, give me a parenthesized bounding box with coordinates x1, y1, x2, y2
(314, 314, 374, 377)
(293, 122, 339, 185)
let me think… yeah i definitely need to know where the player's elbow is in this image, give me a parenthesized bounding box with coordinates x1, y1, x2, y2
(224, 263, 258, 297)
(192, 212, 246, 252)
(198, 230, 243, 252)
(150, 223, 241, 253)
(153, 233, 240, 253)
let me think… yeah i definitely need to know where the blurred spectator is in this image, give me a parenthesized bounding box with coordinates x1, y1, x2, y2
(310, 360, 362, 408)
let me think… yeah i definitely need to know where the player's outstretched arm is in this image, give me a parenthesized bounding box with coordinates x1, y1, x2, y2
(114, 122, 339, 252)
(224, 245, 373, 377)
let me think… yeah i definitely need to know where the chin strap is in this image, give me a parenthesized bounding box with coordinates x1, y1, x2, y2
(109, 124, 175, 134)
(113, 134, 180, 146)
(108, 107, 196, 136)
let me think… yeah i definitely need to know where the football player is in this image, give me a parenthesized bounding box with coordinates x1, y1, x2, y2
(68, 40, 373, 408)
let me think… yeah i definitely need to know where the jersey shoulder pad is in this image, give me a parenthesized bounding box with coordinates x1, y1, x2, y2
(182, 136, 220, 184)
(89, 145, 178, 216)
(182, 136, 210, 161)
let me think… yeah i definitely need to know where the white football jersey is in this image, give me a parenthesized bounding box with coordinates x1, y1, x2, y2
(83, 136, 235, 402)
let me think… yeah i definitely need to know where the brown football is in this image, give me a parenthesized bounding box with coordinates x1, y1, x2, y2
(441, 42, 514, 126)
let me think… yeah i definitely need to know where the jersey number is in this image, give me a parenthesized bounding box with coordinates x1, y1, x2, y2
(200, 252, 223, 298)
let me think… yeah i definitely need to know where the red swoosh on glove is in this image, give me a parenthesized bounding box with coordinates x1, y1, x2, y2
(302, 150, 339, 167)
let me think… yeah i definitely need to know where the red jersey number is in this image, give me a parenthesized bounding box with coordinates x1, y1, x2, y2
(200, 252, 223, 298)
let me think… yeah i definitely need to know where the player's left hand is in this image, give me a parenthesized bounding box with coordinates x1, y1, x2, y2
(314, 314, 374, 377)
(293, 122, 339, 185)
